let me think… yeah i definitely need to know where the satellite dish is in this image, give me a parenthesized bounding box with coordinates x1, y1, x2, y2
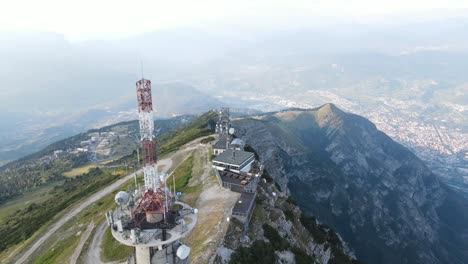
(115, 191, 129, 205)
(229, 128, 235, 135)
(176, 244, 191, 259)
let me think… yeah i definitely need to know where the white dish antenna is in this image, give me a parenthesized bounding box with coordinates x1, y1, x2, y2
(115, 191, 129, 205)
(229, 127, 235, 135)
(177, 244, 191, 259)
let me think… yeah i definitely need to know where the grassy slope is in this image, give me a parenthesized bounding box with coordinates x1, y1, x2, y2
(62, 164, 98, 177)
(101, 223, 133, 262)
(34, 179, 135, 264)
(1, 111, 218, 262)
(0, 116, 194, 203)
(62, 160, 115, 178)
(0, 181, 62, 223)
(158, 110, 217, 155)
(172, 155, 194, 191)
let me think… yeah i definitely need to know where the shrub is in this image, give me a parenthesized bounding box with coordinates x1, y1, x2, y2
(299, 214, 327, 244)
(292, 247, 315, 264)
(284, 209, 295, 222)
(229, 240, 276, 264)
(286, 196, 297, 206)
(262, 224, 289, 251)
(262, 170, 274, 183)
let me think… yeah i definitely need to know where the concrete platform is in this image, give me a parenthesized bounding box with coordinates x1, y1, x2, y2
(111, 202, 197, 248)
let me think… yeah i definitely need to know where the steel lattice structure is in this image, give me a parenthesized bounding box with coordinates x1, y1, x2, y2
(107, 78, 196, 264)
(136, 79, 159, 191)
(216, 107, 230, 136)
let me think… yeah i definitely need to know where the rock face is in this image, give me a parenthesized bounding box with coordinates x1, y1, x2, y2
(214, 174, 357, 264)
(233, 104, 468, 264)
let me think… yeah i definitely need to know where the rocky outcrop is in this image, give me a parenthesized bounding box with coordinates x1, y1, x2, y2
(213, 173, 357, 264)
(232, 104, 468, 264)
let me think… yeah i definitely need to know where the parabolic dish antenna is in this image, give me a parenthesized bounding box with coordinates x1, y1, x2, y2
(115, 191, 129, 205)
(176, 244, 191, 259)
(228, 127, 235, 135)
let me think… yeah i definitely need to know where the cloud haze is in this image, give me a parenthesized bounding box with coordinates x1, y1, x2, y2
(1, 0, 467, 41)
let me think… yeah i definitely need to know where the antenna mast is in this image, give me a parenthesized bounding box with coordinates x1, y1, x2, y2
(140, 61, 144, 79)
(136, 79, 159, 191)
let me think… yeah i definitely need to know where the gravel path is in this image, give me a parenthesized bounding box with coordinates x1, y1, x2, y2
(70, 220, 95, 264)
(183, 139, 240, 264)
(85, 221, 107, 264)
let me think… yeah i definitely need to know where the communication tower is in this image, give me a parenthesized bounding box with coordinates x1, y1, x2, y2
(216, 107, 230, 136)
(108, 78, 197, 264)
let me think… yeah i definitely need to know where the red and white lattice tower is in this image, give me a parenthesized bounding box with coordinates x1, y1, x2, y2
(108, 78, 196, 264)
(136, 79, 159, 191)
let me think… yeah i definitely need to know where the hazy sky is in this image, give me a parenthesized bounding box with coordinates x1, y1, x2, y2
(1, 0, 468, 41)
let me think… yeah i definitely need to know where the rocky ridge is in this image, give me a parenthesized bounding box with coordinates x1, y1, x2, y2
(213, 170, 357, 264)
(232, 104, 468, 264)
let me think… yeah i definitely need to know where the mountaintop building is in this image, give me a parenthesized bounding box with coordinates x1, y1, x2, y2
(212, 149, 255, 173)
(213, 136, 230, 155)
(211, 108, 263, 230)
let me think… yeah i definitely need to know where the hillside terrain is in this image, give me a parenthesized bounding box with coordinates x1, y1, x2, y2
(0, 111, 218, 263)
(2, 105, 467, 264)
(233, 104, 468, 264)
(191, 51, 468, 193)
(0, 109, 360, 264)
(212, 169, 358, 264)
(0, 115, 194, 202)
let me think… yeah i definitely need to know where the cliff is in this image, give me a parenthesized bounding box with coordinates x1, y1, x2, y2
(232, 104, 468, 264)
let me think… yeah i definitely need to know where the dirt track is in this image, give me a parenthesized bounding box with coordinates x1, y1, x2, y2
(182, 137, 240, 264)
(70, 220, 95, 264)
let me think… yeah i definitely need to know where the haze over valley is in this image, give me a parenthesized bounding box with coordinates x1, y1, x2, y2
(1, 3, 468, 264)
(1, 13, 467, 191)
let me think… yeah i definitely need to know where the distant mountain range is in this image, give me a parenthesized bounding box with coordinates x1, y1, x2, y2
(234, 104, 468, 264)
(1, 15, 466, 185)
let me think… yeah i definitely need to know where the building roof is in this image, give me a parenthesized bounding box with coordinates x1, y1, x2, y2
(213, 137, 229, 150)
(232, 192, 255, 214)
(230, 138, 244, 148)
(213, 149, 254, 166)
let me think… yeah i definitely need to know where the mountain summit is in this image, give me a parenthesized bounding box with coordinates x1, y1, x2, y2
(233, 103, 468, 264)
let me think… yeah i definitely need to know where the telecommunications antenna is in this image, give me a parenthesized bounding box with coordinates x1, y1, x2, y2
(140, 60, 144, 79)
